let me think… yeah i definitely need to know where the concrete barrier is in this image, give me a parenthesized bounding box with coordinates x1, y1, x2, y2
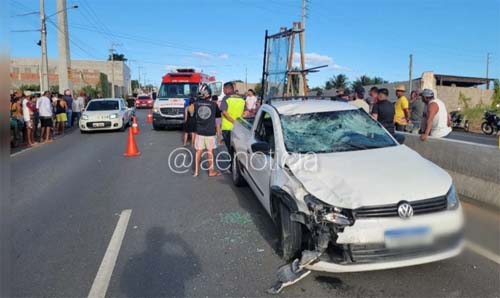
(402, 133, 500, 209)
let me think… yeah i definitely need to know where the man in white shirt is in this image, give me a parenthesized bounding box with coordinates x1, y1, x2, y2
(36, 91, 54, 142)
(351, 87, 370, 113)
(420, 89, 452, 141)
(72, 92, 86, 125)
(22, 91, 36, 146)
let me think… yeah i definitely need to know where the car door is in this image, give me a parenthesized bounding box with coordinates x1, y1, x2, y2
(246, 110, 275, 213)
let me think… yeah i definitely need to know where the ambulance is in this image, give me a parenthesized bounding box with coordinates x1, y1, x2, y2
(152, 69, 222, 129)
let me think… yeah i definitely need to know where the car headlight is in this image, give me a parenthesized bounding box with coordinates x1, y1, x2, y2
(447, 184, 459, 210)
(153, 107, 159, 113)
(110, 113, 118, 119)
(304, 195, 354, 226)
(81, 114, 89, 120)
(148, 100, 153, 103)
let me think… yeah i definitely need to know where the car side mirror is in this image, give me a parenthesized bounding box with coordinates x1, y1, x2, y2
(251, 141, 271, 155)
(393, 133, 405, 145)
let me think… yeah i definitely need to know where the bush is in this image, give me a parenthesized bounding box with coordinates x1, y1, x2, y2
(462, 104, 487, 130)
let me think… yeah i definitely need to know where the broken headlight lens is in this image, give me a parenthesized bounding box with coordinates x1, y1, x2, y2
(304, 195, 354, 226)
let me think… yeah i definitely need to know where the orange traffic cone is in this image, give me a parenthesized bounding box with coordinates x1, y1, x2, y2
(124, 127, 141, 157)
(146, 110, 153, 124)
(131, 116, 140, 135)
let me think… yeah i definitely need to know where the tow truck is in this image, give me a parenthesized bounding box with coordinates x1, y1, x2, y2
(152, 69, 222, 130)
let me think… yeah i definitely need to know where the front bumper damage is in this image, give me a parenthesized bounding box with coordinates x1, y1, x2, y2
(267, 201, 464, 294)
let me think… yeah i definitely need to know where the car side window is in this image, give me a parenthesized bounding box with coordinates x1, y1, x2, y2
(255, 111, 275, 152)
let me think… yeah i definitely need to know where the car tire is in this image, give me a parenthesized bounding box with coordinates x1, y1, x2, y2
(232, 154, 247, 187)
(278, 202, 302, 261)
(119, 119, 127, 132)
(80, 130, 87, 134)
(153, 123, 161, 130)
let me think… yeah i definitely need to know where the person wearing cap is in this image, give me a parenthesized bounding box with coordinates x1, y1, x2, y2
(420, 89, 452, 141)
(193, 84, 220, 177)
(371, 88, 395, 134)
(394, 84, 410, 131)
(351, 87, 369, 113)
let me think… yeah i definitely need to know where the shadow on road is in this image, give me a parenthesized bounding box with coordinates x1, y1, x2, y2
(119, 227, 201, 298)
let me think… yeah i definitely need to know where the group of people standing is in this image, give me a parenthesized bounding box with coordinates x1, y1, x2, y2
(335, 84, 452, 141)
(10, 89, 87, 147)
(182, 82, 257, 177)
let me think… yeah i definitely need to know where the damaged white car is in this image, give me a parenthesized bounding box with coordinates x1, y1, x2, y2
(231, 100, 464, 273)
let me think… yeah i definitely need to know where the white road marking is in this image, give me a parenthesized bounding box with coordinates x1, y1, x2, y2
(465, 240, 500, 265)
(88, 209, 132, 298)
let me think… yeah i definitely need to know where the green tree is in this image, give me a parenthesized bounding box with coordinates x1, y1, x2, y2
(372, 77, 388, 84)
(107, 53, 127, 61)
(491, 79, 500, 109)
(19, 84, 40, 92)
(80, 85, 98, 98)
(98, 73, 110, 97)
(49, 85, 59, 94)
(131, 80, 140, 91)
(254, 83, 262, 97)
(325, 74, 349, 90)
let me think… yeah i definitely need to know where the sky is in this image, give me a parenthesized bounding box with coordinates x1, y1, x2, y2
(8, 0, 500, 88)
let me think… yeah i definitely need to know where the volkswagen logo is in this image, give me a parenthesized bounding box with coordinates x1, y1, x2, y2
(398, 202, 414, 219)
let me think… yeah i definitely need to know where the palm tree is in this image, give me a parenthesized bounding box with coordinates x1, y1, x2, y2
(325, 74, 349, 90)
(352, 74, 372, 90)
(372, 77, 388, 84)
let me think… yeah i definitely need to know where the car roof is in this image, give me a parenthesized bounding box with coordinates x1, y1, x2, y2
(89, 98, 122, 102)
(270, 99, 358, 115)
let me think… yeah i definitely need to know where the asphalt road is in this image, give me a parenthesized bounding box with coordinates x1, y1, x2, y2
(9, 110, 500, 297)
(447, 130, 499, 146)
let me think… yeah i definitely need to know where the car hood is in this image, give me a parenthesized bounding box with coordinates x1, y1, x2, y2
(284, 145, 452, 209)
(83, 110, 120, 119)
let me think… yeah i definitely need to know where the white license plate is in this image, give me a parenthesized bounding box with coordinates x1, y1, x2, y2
(384, 227, 433, 248)
(92, 122, 105, 128)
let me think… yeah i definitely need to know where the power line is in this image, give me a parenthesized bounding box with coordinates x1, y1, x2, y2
(46, 18, 101, 59)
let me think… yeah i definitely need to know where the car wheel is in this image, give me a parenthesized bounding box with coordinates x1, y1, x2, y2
(80, 130, 87, 134)
(278, 202, 302, 261)
(152, 123, 161, 130)
(232, 154, 247, 187)
(119, 119, 126, 132)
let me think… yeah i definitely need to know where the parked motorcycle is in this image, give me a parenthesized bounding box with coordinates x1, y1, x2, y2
(450, 109, 469, 132)
(481, 108, 500, 135)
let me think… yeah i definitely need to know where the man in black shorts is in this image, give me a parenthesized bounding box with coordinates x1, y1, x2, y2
(36, 91, 54, 142)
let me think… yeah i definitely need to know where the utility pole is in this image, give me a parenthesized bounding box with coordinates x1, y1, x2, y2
(409, 54, 413, 95)
(57, 0, 72, 94)
(299, 0, 307, 96)
(137, 66, 142, 90)
(40, 0, 49, 92)
(486, 53, 490, 89)
(110, 47, 115, 98)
